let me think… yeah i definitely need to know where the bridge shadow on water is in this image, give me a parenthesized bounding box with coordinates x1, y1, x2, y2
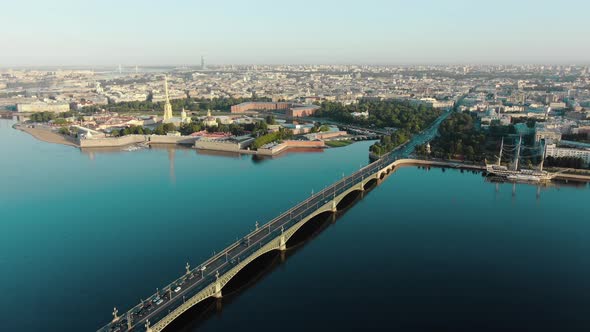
(162, 181, 381, 332)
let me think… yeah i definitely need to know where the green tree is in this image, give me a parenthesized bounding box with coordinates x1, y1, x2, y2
(265, 115, 276, 125)
(58, 127, 70, 135)
(163, 123, 176, 133)
(53, 118, 69, 125)
(179, 123, 202, 135)
(153, 125, 165, 135)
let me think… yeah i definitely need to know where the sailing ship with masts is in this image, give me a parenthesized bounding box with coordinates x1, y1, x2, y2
(486, 136, 555, 183)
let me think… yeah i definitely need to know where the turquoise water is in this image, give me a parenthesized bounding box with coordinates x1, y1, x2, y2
(1, 118, 590, 331)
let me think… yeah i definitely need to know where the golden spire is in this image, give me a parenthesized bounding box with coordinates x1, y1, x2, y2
(163, 75, 173, 122)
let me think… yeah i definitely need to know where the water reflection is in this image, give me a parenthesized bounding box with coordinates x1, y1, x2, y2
(168, 148, 176, 184)
(415, 164, 589, 201)
(194, 149, 248, 159)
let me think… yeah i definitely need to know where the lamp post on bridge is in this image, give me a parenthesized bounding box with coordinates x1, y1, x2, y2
(127, 312, 132, 330)
(111, 307, 119, 323)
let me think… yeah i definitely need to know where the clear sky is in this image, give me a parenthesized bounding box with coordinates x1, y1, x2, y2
(2, 0, 589, 66)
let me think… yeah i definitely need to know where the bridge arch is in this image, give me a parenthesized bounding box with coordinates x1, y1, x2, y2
(335, 188, 363, 210)
(216, 245, 280, 290)
(151, 201, 340, 332)
(363, 178, 378, 190)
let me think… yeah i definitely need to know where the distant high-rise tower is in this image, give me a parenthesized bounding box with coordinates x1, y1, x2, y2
(201, 56, 206, 70)
(163, 76, 173, 122)
(118, 64, 122, 74)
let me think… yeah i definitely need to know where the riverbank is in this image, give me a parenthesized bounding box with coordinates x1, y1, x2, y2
(14, 124, 329, 156)
(394, 158, 590, 183)
(14, 124, 79, 147)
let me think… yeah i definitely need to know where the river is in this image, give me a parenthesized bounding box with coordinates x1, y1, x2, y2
(1, 118, 589, 331)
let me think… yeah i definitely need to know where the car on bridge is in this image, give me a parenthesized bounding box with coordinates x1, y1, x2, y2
(174, 286, 181, 293)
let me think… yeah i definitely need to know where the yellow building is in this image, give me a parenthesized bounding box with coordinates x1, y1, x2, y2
(203, 110, 218, 127)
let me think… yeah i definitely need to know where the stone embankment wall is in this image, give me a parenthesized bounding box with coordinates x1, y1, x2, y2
(149, 136, 196, 145)
(257, 140, 325, 156)
(79, 135, 146, 148)
(194, 140, 246, 153)
(79, 135, 196, 148)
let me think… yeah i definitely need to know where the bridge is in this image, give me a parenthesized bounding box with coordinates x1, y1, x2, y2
(97, 109, 452, 332)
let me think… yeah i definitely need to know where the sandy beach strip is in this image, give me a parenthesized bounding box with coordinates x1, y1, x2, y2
(15, 124, 79, 147)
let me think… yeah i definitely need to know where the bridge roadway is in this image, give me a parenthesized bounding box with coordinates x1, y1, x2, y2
(98, 109, 452, 332)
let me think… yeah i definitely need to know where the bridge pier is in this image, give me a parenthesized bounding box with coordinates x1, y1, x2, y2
(213, 281, 223, 298)
(279, 234, 287, 251)
(213, 270, 222, 298)
(331, 199, 337, 212)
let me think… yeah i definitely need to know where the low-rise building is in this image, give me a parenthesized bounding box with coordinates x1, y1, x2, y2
(535, 129, 562, 143)
(282, 123, 313, 135)
(572, 126, 590, 135)
(230, 102, 290, 113)
(545, 144, 590, 166)
(286, 105, 320, 118)
(550, 102, 567, 110)
(17, 101, 70, 113)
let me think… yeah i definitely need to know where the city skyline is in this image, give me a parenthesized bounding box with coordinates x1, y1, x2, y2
(3, 2, 590, 328)
(2, 0, 590, 67)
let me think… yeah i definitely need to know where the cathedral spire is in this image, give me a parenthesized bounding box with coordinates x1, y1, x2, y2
(162, 75, 173, 122)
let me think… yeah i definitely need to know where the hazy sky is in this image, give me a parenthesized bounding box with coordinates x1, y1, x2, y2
(2, 0, 589, 66)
